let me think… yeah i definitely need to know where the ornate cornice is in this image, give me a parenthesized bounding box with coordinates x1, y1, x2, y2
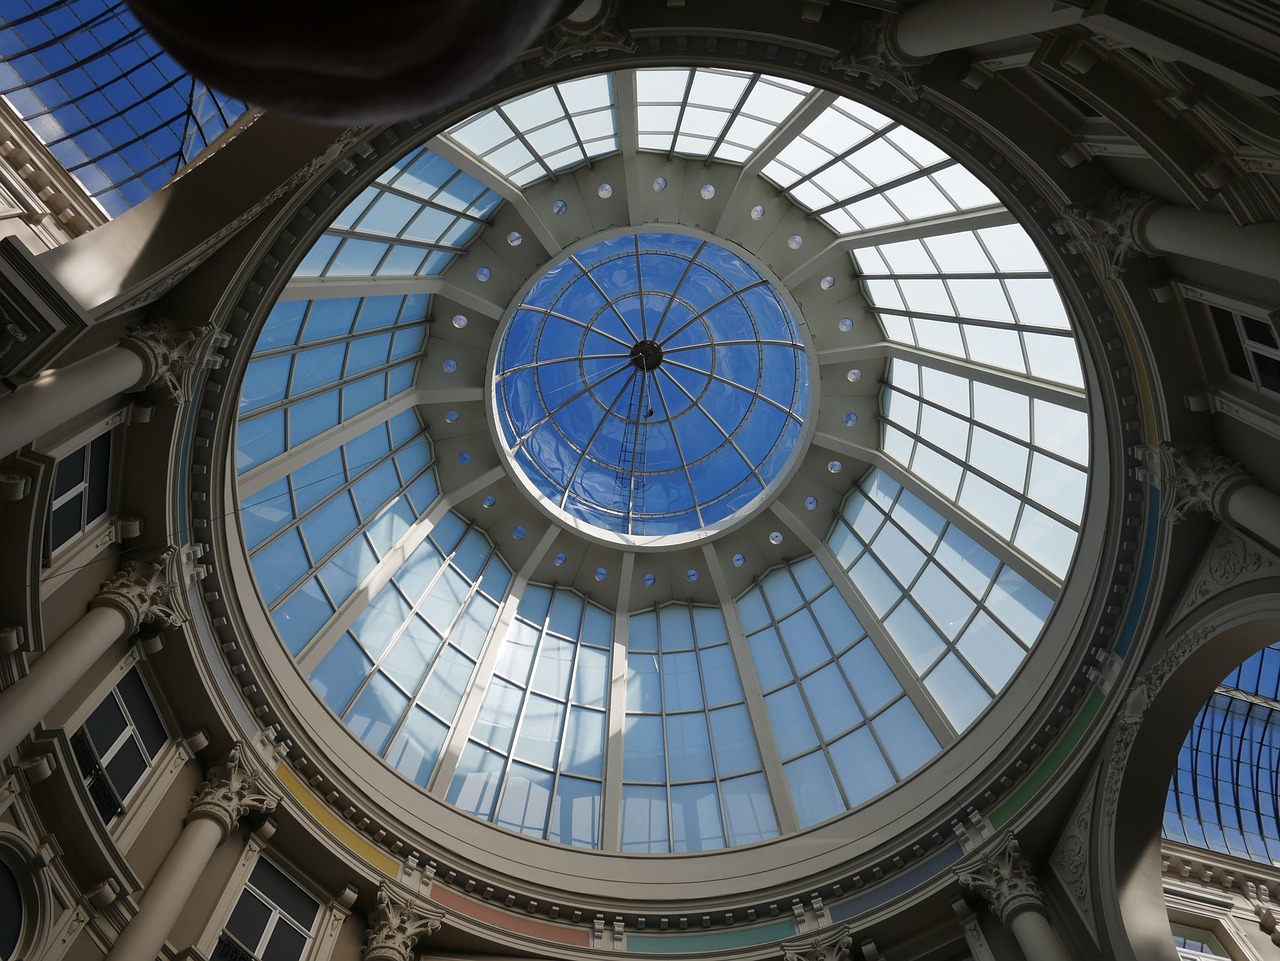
(89, 547, 184, 636)
(186, 743, 279, 842)
(363, 884, 444, 961)
(955, 833, 1046, 926)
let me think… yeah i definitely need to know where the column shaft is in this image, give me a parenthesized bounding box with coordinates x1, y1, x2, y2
(0, 605, 130, 758)
(1008, 908, 1074, 961)
(894, 0, 1082, 59)
(103, 816, 223, 961)
(1142, 206, 1280, 282)
(1223, 483, 1280, 556)
(0, 346, 146, 459)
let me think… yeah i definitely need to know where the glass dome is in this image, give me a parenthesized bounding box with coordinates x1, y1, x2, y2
(233, 65, 1090, 854)
(492, 229, 811, 544)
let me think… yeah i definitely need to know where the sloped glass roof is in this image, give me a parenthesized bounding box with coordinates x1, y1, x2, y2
(493, 230, 810, 541)
(0, 0, 247, 216)
(233, 66, 1090, 853)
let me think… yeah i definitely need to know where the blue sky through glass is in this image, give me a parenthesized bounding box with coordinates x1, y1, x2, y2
(493, 231, 810, 538)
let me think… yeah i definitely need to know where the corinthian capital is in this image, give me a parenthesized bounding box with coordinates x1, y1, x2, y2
(89, 548, 184, 635)
(1145, 443, 1251, 524)
(121, 321, 228, 403)
(186, 743, 279, 842)
(1054, 188, 1165, 278)
(364, 884, 443, 961)
(833, 12, 928, 102)
(955, 833, 1046, 926)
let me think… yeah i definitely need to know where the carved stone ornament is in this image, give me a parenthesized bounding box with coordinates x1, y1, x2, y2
(1050, 770, 1097, 936)
(89, 547, 185, 636)
(1177, 526, 1278, 620)
(1145, 443, 1251, 524)
(363, 884, 444, 961)
(1101, 624, 1215, 824)
(1053, 188, 1165, 278)
(955, 833, 1047, 926)
(186, 742, 279, 842)
(540, 0, 635, 66)
(832, 13, 928, 102)
(780, 924, 857, 961)
(121, 321, 231, 403)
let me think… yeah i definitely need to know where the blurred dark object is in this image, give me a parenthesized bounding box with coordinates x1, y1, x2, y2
(123, 0, 567, 125)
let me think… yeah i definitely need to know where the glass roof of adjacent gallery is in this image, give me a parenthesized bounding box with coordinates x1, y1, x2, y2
(493, 230, 810, 541)
(234, 65, 1092, 853)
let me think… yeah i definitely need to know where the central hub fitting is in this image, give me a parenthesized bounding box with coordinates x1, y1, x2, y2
(629, 338, 664, 372)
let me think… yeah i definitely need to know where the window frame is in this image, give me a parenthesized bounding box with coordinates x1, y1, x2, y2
(217, 855, 322, 961)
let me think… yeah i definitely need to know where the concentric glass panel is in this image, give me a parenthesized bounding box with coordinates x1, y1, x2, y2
(739, 555, 939, 827)
(297, 147, 502, 280)
(760, 96, 998, 234)
(828, 469, 1053, 730)
(244, 411, 438, 655)
(635, 68, 811, 161)
(880, 359, 1088, 578)
(309, 513, 511, 781)
(448, 74, 617, 185)
(492, 230, 811, 540)
(447, 586, 611, 847)
(622, 603, 778, 851)
(856, 225, 1084, 388)
(0, 0, 246, 215)
(236, 294, 427, 473)
(1165, 644, 1280, 864)
(230, 63, 1098, 854)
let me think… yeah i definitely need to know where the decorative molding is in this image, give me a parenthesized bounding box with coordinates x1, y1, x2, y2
(89, 547, 184, 636)
(0, 236, 89, 382)
(955, 833, 1046, 926)
(781, 924, 856, 961)
(1101, 624, 1215, 824)
(1050, 770, 1097, 936)
(1176, 526, 1279, 621)
(832, 13, 927, 102)
(186, 743, 280, 842)
(1140, 443, 1252, 524)
(120, 322, 230, 404)
(541, 0, 635, 65)
(1052, 188, 1165, 278)
(363, 883, 444, 961)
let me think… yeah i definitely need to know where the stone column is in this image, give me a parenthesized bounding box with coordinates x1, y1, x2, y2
(1149, 444, 1280, 554)
(363, 884, 444, 961)
(892, 0, 1083, 60)
(0, 549, 181, 759)
(1056, 189, 1280, 282)
(956, 833, 1073, 961)
(0, 322, 225, 459)
(104, 745, 278, 961)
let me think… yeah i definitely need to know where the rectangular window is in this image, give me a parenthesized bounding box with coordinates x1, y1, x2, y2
(1210, 304, 1280, 397)
(71, 667, 168, 823)
(216, 859, 320, 961)
(1170, 923, 1231, 960)
(44, 429, 113, 566)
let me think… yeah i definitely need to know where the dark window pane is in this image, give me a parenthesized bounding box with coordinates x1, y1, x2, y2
(225, 890, 272, 950)
(1242, 315, 1278, 347)
(103, 738, 147, 801)
(117, 669, 167, 758)
(50, 496, 84, 551)
(248, 859, 318, 928)
(53, 446, 86, 498)
(86, 432, 112, 519)
(85, 694, 127, 757)
(263, 921, 308, 961)
(1211, 306, 1250, 379)
(0, 858, 21, 958)
(1255, 351, 1280, 395)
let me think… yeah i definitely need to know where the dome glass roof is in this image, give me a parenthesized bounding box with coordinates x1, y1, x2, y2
(493, 230, 811, 543)
(233, 65, 1089, 854)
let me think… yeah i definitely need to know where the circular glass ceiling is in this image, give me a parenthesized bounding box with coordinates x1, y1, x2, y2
(232, 64, 1094, 857)
(492, 230, 811, 544)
